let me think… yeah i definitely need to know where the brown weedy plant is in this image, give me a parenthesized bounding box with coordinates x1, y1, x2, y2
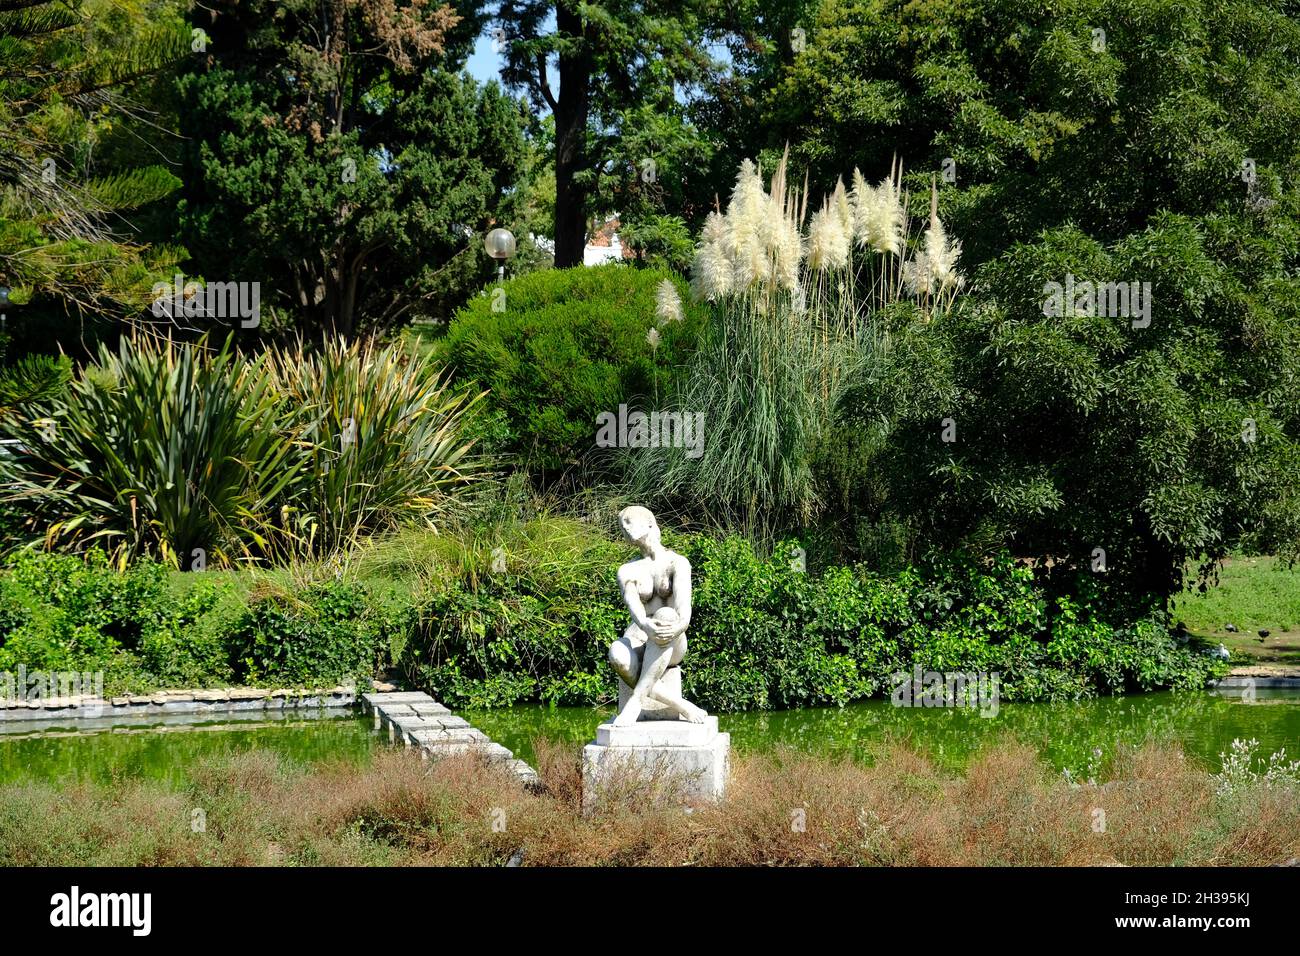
(0, 741, 1295, 867)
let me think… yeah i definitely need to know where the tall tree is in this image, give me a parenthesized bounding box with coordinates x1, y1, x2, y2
(496, 0, 719, 267)
(780, 0, 1300, 601)
(176, 0, 528, 337)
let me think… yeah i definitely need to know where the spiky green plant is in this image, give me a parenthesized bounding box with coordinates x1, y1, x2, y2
(267, 338, 488, 557)
(0, 335, 304, 566)
(0, 335, 492, 565)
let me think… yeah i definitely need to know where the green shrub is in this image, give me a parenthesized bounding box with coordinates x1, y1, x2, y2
(398, 516, 625, 707)
(398, 525, 1226, 711)
(226, 580, 405, 687)
(0, 552, 399, 693)
(0, 529, 1224, 707)
(138, 578, 238, 687)
(442, 264, 705, 477)
(0, 551, 181, 688)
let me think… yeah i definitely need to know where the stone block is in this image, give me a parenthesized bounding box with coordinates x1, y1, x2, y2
(410, 701, 451, 716)
(596, 715, 718, 748)
(361, 692, 431, 706)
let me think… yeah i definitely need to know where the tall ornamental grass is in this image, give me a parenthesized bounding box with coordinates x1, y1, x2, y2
(630, 152, 968, 536)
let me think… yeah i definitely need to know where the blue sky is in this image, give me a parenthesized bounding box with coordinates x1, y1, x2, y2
(464, 30, 509, 87)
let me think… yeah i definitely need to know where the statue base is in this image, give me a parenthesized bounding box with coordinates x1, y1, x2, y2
(582, 715, 729, 813)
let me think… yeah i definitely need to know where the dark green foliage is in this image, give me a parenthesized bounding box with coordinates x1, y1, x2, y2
(0, 551, 171, 675)
(136, 579, 236, 688)
(727, 0, 1300, 600)
(441, 264, 705, 478)
(0, 354, 71, 419)
(685, 540, 1225, 708)
(225, 581, 404, 687)
(399, 531, 1225, 711)
(841, 211, 1300, 602)
(0, 552, 398, 693)
(0, 0, 189, 312)
(496, 1, 721, 266)
(0, 530, 1224, 705)
(175, 0, 526, 335)
(750, 0, 1300, 262)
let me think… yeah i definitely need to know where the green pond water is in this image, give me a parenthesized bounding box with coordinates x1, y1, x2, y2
(0, 714, 377, 788)
(466, 689, 1300, 777)
(1, 690, 1297, 788)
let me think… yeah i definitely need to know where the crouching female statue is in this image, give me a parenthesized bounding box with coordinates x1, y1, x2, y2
(607, 506, 708, 726)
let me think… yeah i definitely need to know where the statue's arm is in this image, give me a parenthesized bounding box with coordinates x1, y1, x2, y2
(618, 565, 654, 635)
(671, 555, 692, 634)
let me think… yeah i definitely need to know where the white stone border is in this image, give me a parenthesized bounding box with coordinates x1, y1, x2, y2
(0, 685, 361, 722)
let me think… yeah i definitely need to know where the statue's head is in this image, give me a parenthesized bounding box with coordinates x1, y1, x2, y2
(618, 505, 660, 550)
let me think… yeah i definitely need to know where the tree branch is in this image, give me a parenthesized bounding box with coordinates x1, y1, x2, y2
(536, 51, 557, 112)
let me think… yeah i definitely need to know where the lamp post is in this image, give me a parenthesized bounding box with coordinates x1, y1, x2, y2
(484, 228, 516, 283)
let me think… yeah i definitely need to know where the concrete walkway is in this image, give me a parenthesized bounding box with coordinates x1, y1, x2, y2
(360, 691, 538, 786)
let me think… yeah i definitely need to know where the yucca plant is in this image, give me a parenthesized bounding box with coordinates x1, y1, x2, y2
(0, 335, 304, 566)
(267, 338, 488, 557)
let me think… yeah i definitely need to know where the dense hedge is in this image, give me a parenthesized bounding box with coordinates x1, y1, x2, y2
(0, 552, 398, 694)
(441, 263, 705, 477)
(0, 534, 1226, 705)
(399, 534, 1227, 710)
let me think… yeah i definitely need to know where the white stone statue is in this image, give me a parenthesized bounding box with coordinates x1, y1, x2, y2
(607, 505, 708, 725)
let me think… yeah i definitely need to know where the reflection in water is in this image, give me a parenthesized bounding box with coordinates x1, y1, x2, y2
(467, 690, 1300, 776)
(3, 692, 1295, 789)
(0, 714, 378, 788)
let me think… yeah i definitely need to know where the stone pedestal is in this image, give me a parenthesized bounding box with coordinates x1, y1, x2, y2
(582, 715, 729, 813)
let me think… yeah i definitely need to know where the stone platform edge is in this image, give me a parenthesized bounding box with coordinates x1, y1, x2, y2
(0, 684, 370, 722)
(361, 691, 540, 788)
(1214, 675, 1300, 689)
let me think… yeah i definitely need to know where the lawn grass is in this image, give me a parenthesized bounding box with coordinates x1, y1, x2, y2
(1171, 555, 1300, 670)
(398, 321, 446, 361)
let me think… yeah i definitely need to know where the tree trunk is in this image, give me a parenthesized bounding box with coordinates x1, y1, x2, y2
(1131, 514, 1183, 612)
(552, 3, 592, 268)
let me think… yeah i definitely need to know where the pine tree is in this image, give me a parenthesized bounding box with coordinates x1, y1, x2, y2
(0, 0, 190, 315)
(175, 0, 527, 337)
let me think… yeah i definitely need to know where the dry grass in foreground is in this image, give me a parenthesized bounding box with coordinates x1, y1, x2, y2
(0, 740, 1296, 866)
